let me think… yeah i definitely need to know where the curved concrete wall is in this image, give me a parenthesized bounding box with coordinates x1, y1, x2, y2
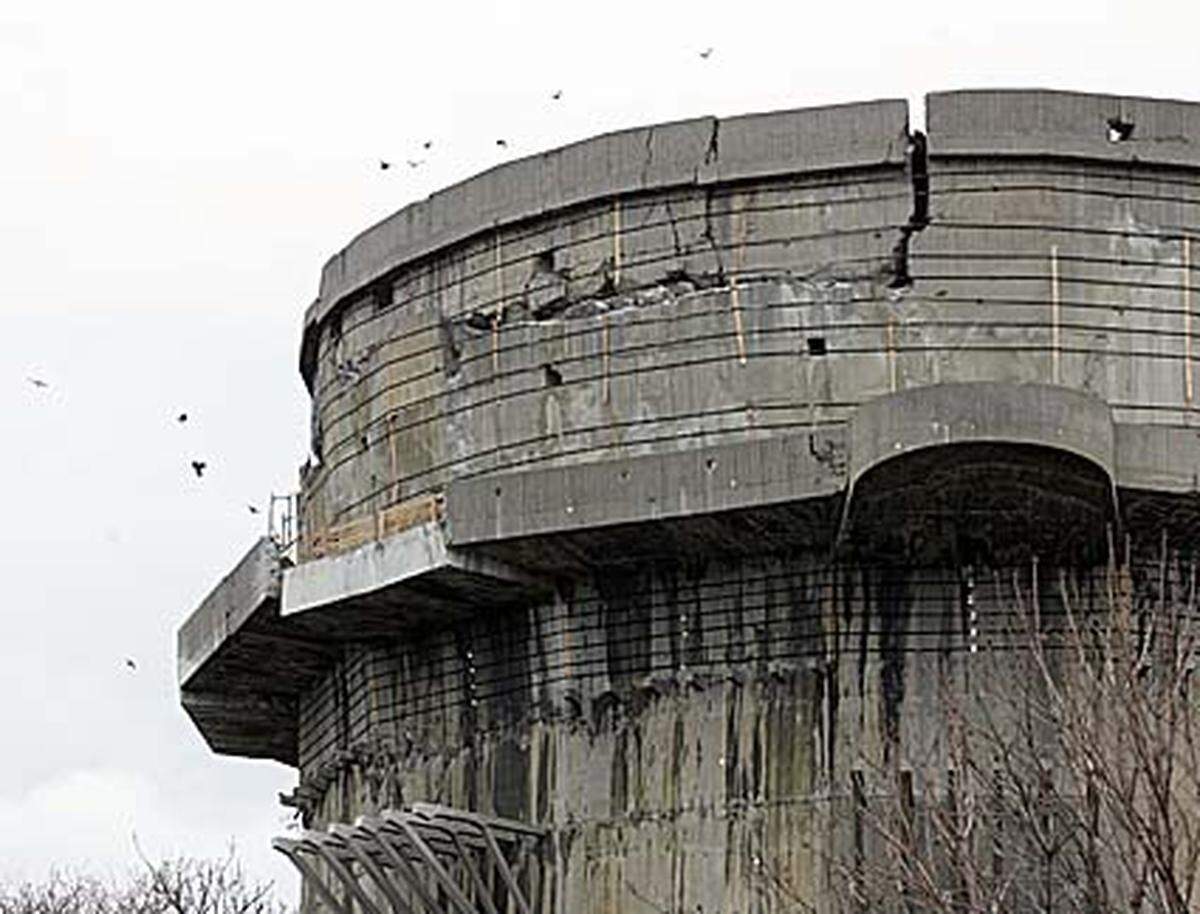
(296, 90, 1200, 555)
(289, 556, 1132, 914)
(269, 90, 1200, 914)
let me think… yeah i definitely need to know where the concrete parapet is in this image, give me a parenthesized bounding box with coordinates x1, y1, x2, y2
(928, 88, 1200, 167)
(306, 99, 910, 357)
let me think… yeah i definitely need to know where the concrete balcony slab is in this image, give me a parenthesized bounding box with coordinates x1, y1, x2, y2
(280, 520, 553, 635)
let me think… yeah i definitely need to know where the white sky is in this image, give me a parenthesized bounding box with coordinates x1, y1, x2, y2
(1, 0, 1196, 900)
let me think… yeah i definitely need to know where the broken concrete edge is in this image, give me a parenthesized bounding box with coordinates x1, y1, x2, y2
(298, 88, 1200, 391)
(280, 519, 550, 619)
(177, 537, 282, 688)
(298, 98, 911, 387)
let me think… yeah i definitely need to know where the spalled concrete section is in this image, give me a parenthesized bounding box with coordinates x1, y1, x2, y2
(281, 520, 551, 633)
(175, 89, 1200, 913)
(927, 89, 1200, 167)
(300, 98, 909, 385)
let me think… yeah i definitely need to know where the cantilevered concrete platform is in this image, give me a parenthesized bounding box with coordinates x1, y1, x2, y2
(180, 383, 1200, 762)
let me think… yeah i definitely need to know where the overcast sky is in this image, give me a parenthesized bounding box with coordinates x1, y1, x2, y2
(2, 0, 1198, 900)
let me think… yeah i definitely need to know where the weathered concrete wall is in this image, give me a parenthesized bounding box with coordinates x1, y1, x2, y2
(296, 89, 1200, 556)
(175, 89, 1200, 914)
(289, 557, 1118, 914)
(300, 171, 910, 540)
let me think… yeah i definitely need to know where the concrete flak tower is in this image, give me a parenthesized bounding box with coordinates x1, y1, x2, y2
(179, 90, 1200, 913)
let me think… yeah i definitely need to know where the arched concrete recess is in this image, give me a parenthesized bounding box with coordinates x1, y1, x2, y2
(841, 383, 1119, 565)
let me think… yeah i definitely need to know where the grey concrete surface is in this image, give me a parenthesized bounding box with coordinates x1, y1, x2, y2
(445, 427, 847, 546)
(928, 88, 1200, 167)
(177, 89, 1200, 914)
(304, 98, 909, 365)
(293, 90, 1200, 539)
(846, 381, 1116, 487)
(177, 537, 282, 687)
(281, 519, 552, 629)
(1115, 424, 1200, 492)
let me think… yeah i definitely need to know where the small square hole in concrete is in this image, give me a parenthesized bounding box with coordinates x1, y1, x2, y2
(806, 337, 827, 356)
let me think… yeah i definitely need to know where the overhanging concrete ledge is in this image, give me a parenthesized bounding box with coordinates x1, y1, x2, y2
(443, 429, 849, 571)
(848, 382, 1116, 490)
(178, 537, 282, 687)
(281, 521, 551, 632)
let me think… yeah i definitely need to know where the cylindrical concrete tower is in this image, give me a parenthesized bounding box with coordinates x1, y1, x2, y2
(178, 89, 1200, 913)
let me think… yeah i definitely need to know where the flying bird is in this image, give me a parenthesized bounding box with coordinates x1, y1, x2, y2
(496, 139, 508, 148)
(406, 159, 424, 169)
(26, 377, 49, 389)
(699, 47, 714, 59)
(248, 504, 260, 514)
(124, 658, 137, 671)
(551, 90, 562, 100)
(422, 140, 433, 150)
(176, 412, 187, 423)
(190, 460, 207, 478)
(379, 160, 392, 170)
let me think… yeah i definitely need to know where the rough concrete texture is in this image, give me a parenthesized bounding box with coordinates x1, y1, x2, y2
(305, 98, 909, 353)
(285, 559, 1135, 914)
(175, 89, 1200, 913)
(295, 89, 1200, 545)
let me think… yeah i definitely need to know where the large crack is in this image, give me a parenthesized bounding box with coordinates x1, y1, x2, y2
(701, 186, 727, 283)
(888, 129, 929, 289)
(640, 126, 656, 185)
(704, 117, 720, 166)
(663, 198, 685, 259)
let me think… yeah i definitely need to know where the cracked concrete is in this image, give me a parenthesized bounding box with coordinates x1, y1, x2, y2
(888, 130, 929, 288)
(177, 89, 1200, 914)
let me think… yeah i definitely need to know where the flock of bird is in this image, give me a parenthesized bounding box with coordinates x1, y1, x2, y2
(24, 45, 719, 675)
(377, 48, 715, 171)
(26, 377, 259, 507)
(24, 375, 262, 673)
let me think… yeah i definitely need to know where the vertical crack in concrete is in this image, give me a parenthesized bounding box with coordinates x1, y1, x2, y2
(701, 187, 726, 282)
(888, 129, 929, 289)
(663, 198, 685, 259)
(704, 116, 720, 165)
(640, 126, 656, 185)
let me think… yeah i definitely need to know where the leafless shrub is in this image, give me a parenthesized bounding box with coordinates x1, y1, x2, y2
(832, 543, 1200, 914)
(0, 844, 289, 914)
